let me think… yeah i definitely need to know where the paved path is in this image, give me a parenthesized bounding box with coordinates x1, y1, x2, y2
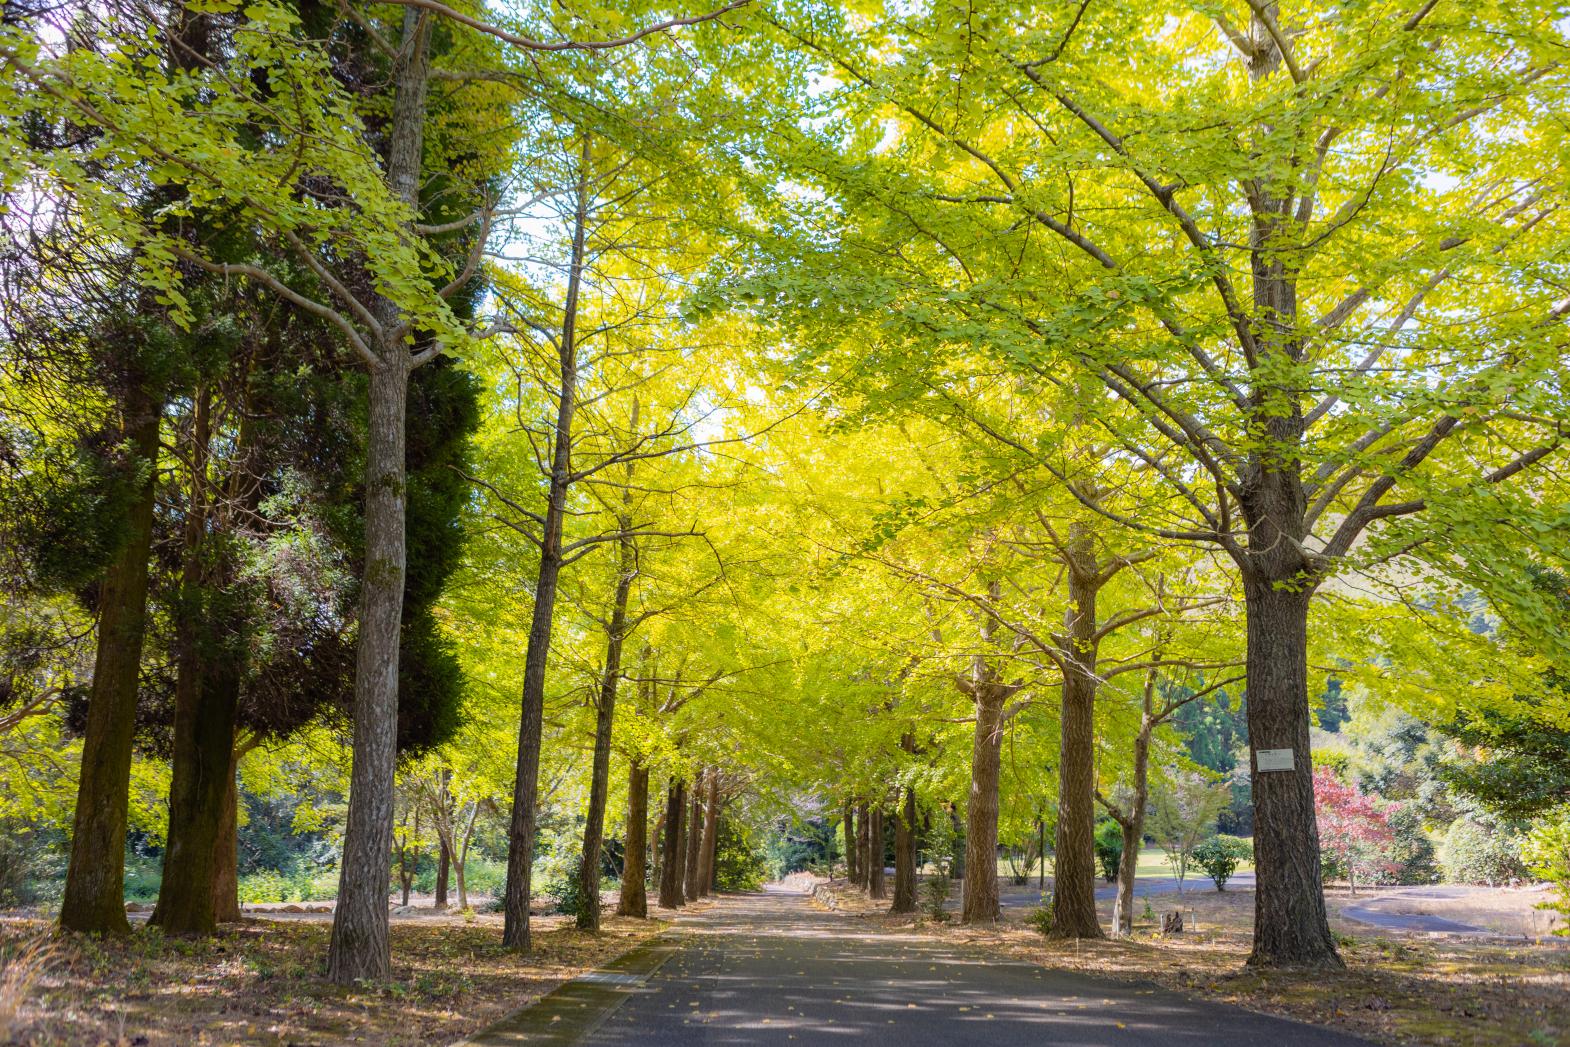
(482, 886, 1372, 1047)
(993, 871, 1256, 908)
(998, 874, 1495, 937)
(1340, 886, 1484, 934)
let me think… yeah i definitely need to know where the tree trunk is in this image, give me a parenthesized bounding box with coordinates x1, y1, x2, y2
(503, 137, 591, 953)
(577, 518, 635, 931)
(327, 7, 429, 985)
(1244, 580, 1340, 967)
(962, 693, 1004, 924)
(658, 779, 686, 909)
(842, 804, 858, 883)
(60, 388, 161, 936)
(434, 839, 450, 910)
(868, 806, 886, 899)
(1051, 535, 1105, 939)
(891, 786, 917, 914)
(152, 660, 240, 935)
(457, 804, 478, 911)
(154, 389, 245, 937)
(328, 353, 412, 982)
(698, 771, 720, 895)
(617, 761, 649, 917)
(1112, 719, 1151, 938)
(684, 773, 704, 902)
(211, 752, 241, 923)
(856, 801, 872, 889)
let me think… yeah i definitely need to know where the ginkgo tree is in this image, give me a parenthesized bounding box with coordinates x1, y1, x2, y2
(731, 0, 1570, 967)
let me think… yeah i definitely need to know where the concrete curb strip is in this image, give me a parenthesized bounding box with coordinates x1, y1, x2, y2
(452, 934, 680, 1046)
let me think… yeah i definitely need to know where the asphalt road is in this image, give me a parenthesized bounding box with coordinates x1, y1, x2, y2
(994, 871, 1259, 908)
(1340, 886, 1484, 934)
(569, 887, 1372, 1047)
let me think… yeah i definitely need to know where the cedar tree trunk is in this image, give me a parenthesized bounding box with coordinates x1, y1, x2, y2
(60, 388, 161, 935)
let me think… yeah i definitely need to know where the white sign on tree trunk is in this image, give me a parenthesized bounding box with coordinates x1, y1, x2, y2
(1256, 748, 1295, 772)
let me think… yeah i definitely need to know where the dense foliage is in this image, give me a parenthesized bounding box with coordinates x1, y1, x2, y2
(0, 0, 1566, 986)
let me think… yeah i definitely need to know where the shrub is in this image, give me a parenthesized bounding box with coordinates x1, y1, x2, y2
(123, 857, 163, 902)
(921, 872, 951, 922)
(1439, 816, 1528, 885)
(713, 822, 768, 892)
(545, 863, 590, 919)
(463, 859, 507, 898)
(237, 867, 337, 904)
(1521, 810, 1570, 936)
(1025, 893, 1053, 936)
(1193, 835, 1251, 891)
(1382, 805, 1440, 885)
(0, 826, 65, 908)
(1315, 768, 1399, 891)
(1094, 821, 1123, 883)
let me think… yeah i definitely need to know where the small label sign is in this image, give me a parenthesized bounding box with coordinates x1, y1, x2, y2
(1256, 748, 1295, 772)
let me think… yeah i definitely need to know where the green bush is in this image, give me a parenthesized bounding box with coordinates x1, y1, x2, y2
(1094, 820, 1123, 883)
(0, 825, 66, 907)
(545, 862, 590, 919)
(1383, 805, 1440, 885)
(1192, 835, 1252, 891)
(1439, 817, 1528, 885)
(123, 857, 163, 902)
(237, 867, 338, 903)
(1521, 810, 1570, 935)
(714, 821, 769, 891)
(1026, 893, 1053, 936)
(463, 859, 508, 898)
(921, 871, 951, 922)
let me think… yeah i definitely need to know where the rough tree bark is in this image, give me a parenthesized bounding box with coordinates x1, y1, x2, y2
(868, 806, 886, 900)
(61, 0, 212, 939)
(211, 751, 241, 923)
(962, 687, 1005, 923)
(155, 379, 263, 936)
(502, 135, 591, 952)
(684, 772, 704, 902)
(328, 352, 413, 980)
(327, 7, 430, 984)
(1230, 17, 1341, 969)
(1244, 580, 1338, 966)
(617, 761, 649, 917)
(842, 804, 858, 883)
(658, 779, 686, 909)
(1050, 523, 1105, 939)
(434, 840, 450, 910)
(698, 770, 720, 895)
(152, 656, 241, 935)
(59, 386, 161, 935)
(891, 786, 917, 914)
(855, 800, 871, 889)
(959, 580, 1017, 925)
